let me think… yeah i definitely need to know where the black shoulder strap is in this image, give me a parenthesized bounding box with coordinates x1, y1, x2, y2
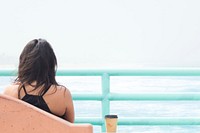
(22, 85, 28, 95)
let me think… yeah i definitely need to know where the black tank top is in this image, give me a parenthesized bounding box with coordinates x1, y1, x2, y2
(21, 85, 65, 119)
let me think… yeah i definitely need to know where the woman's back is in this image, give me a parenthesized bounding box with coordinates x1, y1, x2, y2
(4, 83, 74, 122)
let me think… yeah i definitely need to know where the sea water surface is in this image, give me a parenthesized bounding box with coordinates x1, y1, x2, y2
(1, 76, 200, 133)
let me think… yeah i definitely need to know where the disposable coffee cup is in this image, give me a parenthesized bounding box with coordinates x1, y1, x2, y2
(105, 115, 118, 133)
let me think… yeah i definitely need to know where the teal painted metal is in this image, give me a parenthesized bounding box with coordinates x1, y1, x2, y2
(75, 117, 200, 125)
(72, 92, 200, 101)
(101, 73, 110, 132)
(55, 69, 200, 76)
(0, 69, 17, 76)
(117, 117, 200, 125)
(72, 94, 102, 101)
(75, 118, 103, 125)
(108, 92, 200, 101)
(2, 68, 200, 76)
(1, 69, 200, 130)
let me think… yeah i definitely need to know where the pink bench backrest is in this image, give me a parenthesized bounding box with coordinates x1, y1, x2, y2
(0, 94, 93, 133)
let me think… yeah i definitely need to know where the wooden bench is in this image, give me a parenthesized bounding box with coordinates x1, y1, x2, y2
(0, 94, 93, 133)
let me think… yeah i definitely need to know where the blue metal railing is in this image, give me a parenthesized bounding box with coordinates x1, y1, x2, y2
(1, 68, 200, 132)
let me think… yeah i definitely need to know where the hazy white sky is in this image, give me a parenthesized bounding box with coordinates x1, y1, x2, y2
(0, 0, 200, 69)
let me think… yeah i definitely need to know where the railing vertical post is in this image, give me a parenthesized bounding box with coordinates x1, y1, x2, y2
(101, 73, 110, 132)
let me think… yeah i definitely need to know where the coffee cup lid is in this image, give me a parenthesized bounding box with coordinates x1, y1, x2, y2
(105, 115, 118, 118)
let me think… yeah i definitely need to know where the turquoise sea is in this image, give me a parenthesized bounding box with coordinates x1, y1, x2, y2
(1, 76, 200, 133)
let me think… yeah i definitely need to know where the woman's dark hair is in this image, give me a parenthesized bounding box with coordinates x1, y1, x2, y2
(15, 39, 59, 98)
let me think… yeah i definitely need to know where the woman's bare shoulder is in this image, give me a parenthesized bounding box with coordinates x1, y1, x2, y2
(55, 85, 71, 96)
(52, 85, 72, 102)
(52, 85, 70, 95)
(3, 83, 19, 98)
(4, 83, 18, 91)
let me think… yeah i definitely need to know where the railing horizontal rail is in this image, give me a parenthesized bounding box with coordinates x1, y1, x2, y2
(75, 117, 200, 125)
(2, 68, 200, 76)
(75, 118, 103, 125)
(57, 69, 200, 76)
(72, 93, 200, 101)
(0, 70, 17, 76)
(108, 92, 200, 101)
(73, 94, 102, 101)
